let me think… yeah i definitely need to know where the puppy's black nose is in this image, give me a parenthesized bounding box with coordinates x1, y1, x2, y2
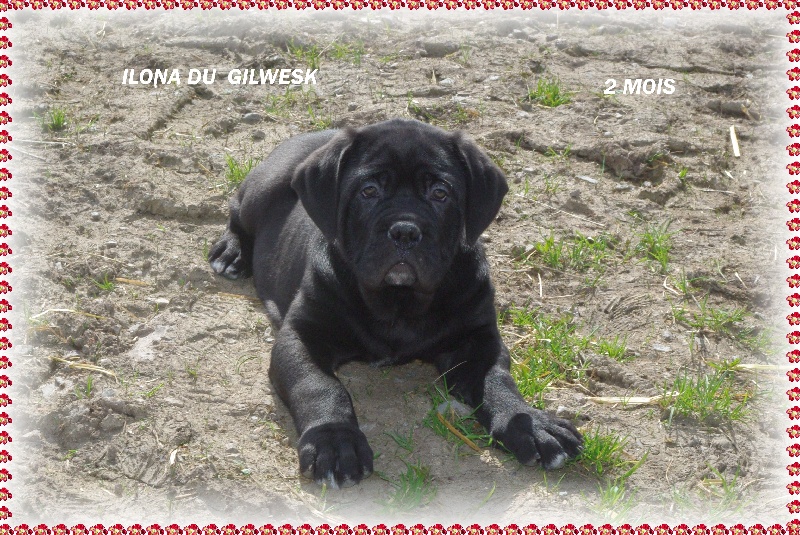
(388, 221, 422, 249)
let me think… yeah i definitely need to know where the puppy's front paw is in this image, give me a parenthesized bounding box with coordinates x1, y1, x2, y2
(208, 230, 249, 280)
(496, 409, 582, 470)
(298, 423, 374, 488)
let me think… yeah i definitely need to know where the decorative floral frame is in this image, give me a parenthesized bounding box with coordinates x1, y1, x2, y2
(1, 4, 799, 533)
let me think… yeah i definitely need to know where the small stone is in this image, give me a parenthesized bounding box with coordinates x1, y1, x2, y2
(529, 60, 545, 73)
(99, 413, 125, 432)
(105, 241, 118, 248)
(421, 41, 459, 58)
(226, 403, 249, 416)
(439, 78, 455, 87)
(39, 382, 56, 398)
(242, 112, 262, 125)
(486, 75, 500, 82)
(251, 130, 266, 141)
(90, 212, 101, 222)
(97, 398, 148, 420)
(555, 406, 574, 419)
(193, 86, 216, 99)
(576, 175, 597, 184)
(348, 102, 358, 111)
(225, 443, 240, 454)
(437, 399, 472, 419)
(661, 330, 673, 341)
(643, 181, 653, 188)
(652, 343, 672, 353)
(569, 190, 581, 200)
(106, 445, 119, 464)
(614, 184, 632, 192)
(711, 437, 731, 450)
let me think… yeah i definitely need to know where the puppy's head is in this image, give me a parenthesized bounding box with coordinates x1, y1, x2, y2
(292, 119, 507, 296)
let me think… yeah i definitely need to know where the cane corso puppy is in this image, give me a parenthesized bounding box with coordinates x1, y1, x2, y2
(209, 118, 582, 488)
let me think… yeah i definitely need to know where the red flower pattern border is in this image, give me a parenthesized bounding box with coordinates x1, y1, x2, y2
(0, 3, 797, 531)
(3, 523, 800, 535)
(0, 3, 9, 525)
(0, 0, 789, 10)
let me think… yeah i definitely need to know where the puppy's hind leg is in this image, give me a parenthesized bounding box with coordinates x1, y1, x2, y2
(209, 196, 253, 280)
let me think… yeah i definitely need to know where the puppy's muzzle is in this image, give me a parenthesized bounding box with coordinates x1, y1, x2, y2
(388, 221, 422, 250)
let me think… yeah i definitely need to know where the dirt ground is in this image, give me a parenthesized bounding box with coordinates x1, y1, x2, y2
(9, 8, 791, 527)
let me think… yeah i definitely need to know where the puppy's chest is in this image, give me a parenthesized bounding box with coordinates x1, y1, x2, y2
(353, 316, 450, 366)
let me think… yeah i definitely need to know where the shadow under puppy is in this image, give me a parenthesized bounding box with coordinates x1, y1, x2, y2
(209, 118, 582, 488)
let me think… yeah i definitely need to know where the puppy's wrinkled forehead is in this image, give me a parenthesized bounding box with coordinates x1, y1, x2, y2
(347, 121, 460, 178)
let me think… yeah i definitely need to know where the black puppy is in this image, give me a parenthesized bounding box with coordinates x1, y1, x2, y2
(209, 119, 582, 488)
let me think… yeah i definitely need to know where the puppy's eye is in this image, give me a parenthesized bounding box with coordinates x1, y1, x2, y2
(361, 185, 379, 198)
(430, 186, 449, 202)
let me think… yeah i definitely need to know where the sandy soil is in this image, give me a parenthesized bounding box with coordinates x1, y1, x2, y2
(9, 8, 791, 527)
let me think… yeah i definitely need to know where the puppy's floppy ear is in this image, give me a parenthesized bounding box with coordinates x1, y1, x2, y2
(291, 129, 355, 242)
(454, 133, 509, 244)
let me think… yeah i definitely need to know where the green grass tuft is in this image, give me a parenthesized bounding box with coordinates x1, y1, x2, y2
(307, 105, 333, 131)
(386, 429, 415, 454)
(634, 220, 674, 274)
(224, 154, 259, 191)
(74, 375, 94, 399)
(287, 41, 322, 71)
(265, 88, 301, 116)
(506, 309, 590, 405)
(329, 41, 365, 66)
(516, 232, 616, 273)
(381, 461, 436, 512)
(424, 382, 493, 451)
(526, 78, 573, 107)
(595, 335, 629, 362)
(662, 371, 750, 424)
(671, 297, 746, 335)
(91, 275, 115, 292)
(41, 107, 68, 132)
